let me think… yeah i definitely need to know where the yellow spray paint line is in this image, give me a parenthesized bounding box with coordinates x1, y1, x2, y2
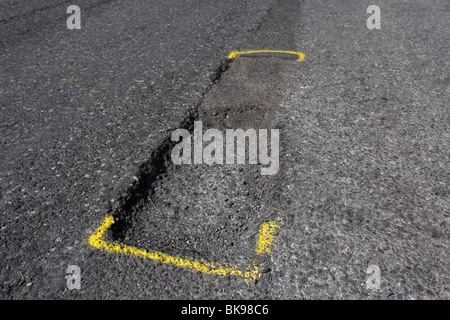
(88, 215, 283, 282)
(228, 50, 305, 62)
(256, 220, 281, 255)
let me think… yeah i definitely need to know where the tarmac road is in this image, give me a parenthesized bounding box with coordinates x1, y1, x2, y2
(1, 0, 449, 299)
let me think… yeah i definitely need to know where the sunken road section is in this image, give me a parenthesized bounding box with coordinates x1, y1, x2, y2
(87, 51, 304, 281)
(87, 0, 305, 281)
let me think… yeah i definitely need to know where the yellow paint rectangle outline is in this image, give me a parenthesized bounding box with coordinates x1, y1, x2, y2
(86, 48, 289, 282)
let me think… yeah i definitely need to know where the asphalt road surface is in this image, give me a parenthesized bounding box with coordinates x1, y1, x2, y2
(1, 0, 449, 299)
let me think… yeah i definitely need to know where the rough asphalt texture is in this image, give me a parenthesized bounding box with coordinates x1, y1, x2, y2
(1, 0, 449, 299)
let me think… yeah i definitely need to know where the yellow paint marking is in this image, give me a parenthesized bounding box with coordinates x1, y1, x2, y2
(88, 50, 289, 280)
(228, 50, 305, 61)
(255, 220, 280, 255)
(88, 215, 263, 282)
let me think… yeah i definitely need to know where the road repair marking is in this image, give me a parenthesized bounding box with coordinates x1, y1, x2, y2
(88, 215, 280, 282)
(228, 50, 305, 61)
(88, 49, 304, 281)
(256, 220, 281, 255)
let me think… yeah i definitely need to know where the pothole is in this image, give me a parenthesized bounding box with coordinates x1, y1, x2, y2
(110, 56, 297, 265)
(90, 0, 305, 276)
